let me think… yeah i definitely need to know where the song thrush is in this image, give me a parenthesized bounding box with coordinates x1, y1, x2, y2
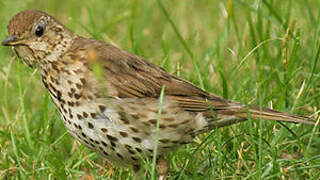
(2, 10, 315, 178)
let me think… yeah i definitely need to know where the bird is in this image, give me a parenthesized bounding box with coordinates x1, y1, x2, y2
(2, 10, 315, 179)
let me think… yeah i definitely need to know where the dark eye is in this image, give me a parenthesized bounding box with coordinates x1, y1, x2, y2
(35, 25, 44, 37)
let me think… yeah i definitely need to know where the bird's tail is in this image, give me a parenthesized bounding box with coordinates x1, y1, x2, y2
(208, 102, 315, 128)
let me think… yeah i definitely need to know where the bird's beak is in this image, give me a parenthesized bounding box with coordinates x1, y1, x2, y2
(2, 35, 20, 46)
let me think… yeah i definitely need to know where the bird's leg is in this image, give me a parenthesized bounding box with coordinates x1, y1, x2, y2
(157, 157, 169, 180)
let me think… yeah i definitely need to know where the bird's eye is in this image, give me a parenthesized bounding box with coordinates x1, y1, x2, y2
(35, 25, 44, 37)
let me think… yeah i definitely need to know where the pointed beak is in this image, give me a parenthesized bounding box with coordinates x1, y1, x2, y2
(2, 35, 19, 46)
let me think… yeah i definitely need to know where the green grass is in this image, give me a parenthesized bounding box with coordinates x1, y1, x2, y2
(1, 0, 320, 179)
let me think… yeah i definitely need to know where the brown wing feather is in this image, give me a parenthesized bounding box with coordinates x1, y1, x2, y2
(76, 37, 229, 110)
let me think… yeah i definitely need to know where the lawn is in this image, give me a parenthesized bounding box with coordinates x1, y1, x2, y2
(0, 0, 319, 179)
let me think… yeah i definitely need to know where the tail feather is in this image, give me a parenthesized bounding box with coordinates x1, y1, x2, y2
(214, 103, 315, 126)
(245, 107, 314, 125)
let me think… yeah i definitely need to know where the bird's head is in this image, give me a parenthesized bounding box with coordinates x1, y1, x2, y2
(2, 10, 74, 68)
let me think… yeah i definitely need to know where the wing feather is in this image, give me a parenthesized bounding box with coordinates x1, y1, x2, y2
(71, 37, 231, 111)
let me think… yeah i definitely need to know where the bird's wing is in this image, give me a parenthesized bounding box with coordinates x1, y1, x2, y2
(76, 37, 229, 111)
(69, 37, 314, 126)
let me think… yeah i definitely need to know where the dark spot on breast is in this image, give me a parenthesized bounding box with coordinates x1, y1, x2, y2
(77, 114, 83, 120)
(70, 88, 76, 93)
(110, 142, 117, 147)
(49, 83, 57, 93)
(101, 141, 108, 147)
(62, 68, 70, 75)
(51, 63, 59, 71)
(128, 149, 135, 154)
(107, 135, 118, 142)
(48, 89, 57, 99)
(88, 122, 94, 129)
(103, 151, 108, 156)
(119, 131, 128, 137)
(57, 107, 63, 114)
(101, 128, 108, 133)
(74, 68, 82, 74)
(131, 156, 138, 161)
(56, 91, 62, 101)
(81, 132, 87, 138)
(68, 92, 73, 98)
(116, 153, 124, 159)
(99, 105, 106, 112)
(80, 78, 86, 85)
(76, 83, 82, 89)
(132, 137, 142, 143)
(43, 69, 48, 75)
(83, 112, 88, 118)
(119, 112, 129, 124)
(75, 101, 80, 106)
(68, 101, 74, 107)
(74, 93, 82, 99)
(67, 80, 73, 84)
(73, 123, 78, 128)
(135, 147, 142, 153)
(87, 95, 93, 100)
(50, 76, 57, 84)
(42, 80, 49, 88)
(130, 127, 139, 133)
(91, 113, 97, 119)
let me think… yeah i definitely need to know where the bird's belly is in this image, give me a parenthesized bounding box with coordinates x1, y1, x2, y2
(57, 105, 196, 167)
(51, 95, 200, 167)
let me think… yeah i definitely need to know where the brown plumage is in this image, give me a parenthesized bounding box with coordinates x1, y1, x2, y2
(2, 10, 315, 178)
